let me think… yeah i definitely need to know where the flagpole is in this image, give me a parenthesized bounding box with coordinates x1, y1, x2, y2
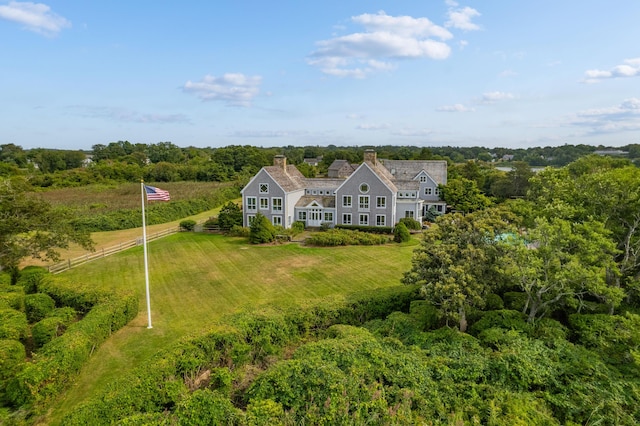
(141, 181, 153, 329)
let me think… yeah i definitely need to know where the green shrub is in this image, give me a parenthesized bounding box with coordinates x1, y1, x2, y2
(393, 222, 411, 243)
(228, 225, 250, 237)
(0, 309, 28, 340)
(399, 217, 422, 230)
(0, 273, 11, 286)
(334, 224, 393, 234)
(469, 310, 531, 337)
(291, 221, 305, 234)
(503, 291, 527, 312)
(0, 339, 26, 381)
(179, 219, 197, 231)
(175, 389, 242, 425)
(17, 267, 49, 294)
(32, 317, 65, 349)
(0, 287, 25, 311)
(24, 293, 56, 323)
(47, 306, 78, 324)
(305, 229, 388, 246)
(408, 300, 439, 331)
(249, 213, 276, 244)
(485, 293, 505, 310)
(217, 201, 243, 231)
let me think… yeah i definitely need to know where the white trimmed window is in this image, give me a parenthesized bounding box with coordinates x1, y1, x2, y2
(376, 215, 386, 226)
(343, 195, 352, 207)
(298, 211, 307, 220)
(324, 212, 333, 222)
(435, 187, 441, 196)
(343, 213, 352, 225)
(259, 183, 269, 194)
(260, 197, 269, 209)
(359, 183, 369, 193)
(246, 197, 257, 211)
(272, 197, 282, 212)
(405, 211, 414, 218)
(376, 196, 386, 208)
(424, 187, 433, 196)
(273, 216, 282, 226)
(419, 176, 427, 183)
(359, 195, 369, 210)
(359, 214, 369, 226)
(247, 214, 256, 224)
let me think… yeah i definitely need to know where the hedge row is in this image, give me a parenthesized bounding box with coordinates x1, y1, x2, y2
(70, 186, 240, 232)
(334, 224, 394, 234)
(62, 285, 420, 425)
(4, 274, 139, 415)
(305, 229, 390, 246)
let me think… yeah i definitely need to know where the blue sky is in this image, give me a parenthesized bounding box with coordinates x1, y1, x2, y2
(1, 1, 639, 150)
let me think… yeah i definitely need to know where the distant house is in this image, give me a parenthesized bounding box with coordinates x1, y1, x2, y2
(594, 150, 628, 156)
(302, 156, 323, 167)
(327, 159, 356, 178)
(241, 150, 447, 229)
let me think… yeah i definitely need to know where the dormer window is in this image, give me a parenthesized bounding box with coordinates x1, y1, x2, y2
(419, 176, 427, 183)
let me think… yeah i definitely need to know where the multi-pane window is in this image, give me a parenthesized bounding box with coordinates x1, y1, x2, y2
(359, 195, 369, 210)
(246, 197, 257, 211)
(298, 211, 307, 220)
(376, 196, 386, 208)
(376, 215, 386, 226)
(259, 183, 269, 194)
(324, 212, 333, 222)
(424, 187, 433, 196)
(435, 187, 440, 196)
(272, 197, 282, 212)
(420, 176, 427, 182)
(247, 214, 256, 224)
(342, 195, 352, 207)
(405, 211, 414, 218)
(272, 216, 282, 226)
(260, 198, 269, 209)
(359, 214, 369, 226)
(343, 213, 352, 225)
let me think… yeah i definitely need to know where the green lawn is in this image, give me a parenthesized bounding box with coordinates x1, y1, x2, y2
(48, 232, 417, 423)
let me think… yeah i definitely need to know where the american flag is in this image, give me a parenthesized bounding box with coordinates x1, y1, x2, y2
(144, 185, 171, 201)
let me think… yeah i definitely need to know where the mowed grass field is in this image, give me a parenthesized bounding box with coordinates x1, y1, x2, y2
(47, 232, 418, 423)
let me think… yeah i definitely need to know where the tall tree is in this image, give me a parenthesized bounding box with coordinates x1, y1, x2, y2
(0, 179, 93, 281)
(440, 177, 493, 214)
(403, 208, 515, 331)
(505, 217, 623, 322)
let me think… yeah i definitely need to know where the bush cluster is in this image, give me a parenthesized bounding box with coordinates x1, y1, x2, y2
(305, 229, 389, 246)
(334, 224, 393, 234)
(61, 286, 418, 425)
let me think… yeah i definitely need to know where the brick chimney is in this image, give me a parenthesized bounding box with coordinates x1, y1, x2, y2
(273, 155, 287, 171)
(363, 149, 377, 165)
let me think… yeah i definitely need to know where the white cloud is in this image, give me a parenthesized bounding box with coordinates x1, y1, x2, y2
(567, 98, 640, 134)
(499, 69, 517, 78)
(308, 10, 452, 78)
(0, 1, 70, 36)
(445, 6, 481, 31)
(183, 73, 262, 107)
(436, 103, 475, 112)
(480, 91, 515, 103)
(392, 128, 435, 137)
(356, 122, 390, 130)
(582, 58, 640, 83)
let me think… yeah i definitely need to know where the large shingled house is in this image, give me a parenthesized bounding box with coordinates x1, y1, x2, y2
(241, 150, 447, 228)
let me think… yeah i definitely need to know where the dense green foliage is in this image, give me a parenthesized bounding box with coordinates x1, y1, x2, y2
(249, 213, 276, 244)
(305, 229, 389, 246)
(217, 201, 243, 231)
(0, 271, 139, 421)
(393, 221, 411, 242)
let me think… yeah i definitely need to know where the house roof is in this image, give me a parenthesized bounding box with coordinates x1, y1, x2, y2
(263, 165, 307, 192)
(295, 195, 336, 208)
(364, 159, 398, 193)
(379, 159, 448, 185)
(305, 178, 345, 189)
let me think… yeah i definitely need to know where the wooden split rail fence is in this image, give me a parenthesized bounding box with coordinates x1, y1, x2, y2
(48, 227, 180, 274)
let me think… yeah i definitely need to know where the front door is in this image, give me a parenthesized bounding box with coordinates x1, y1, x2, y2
(308, 208, 323, 227)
